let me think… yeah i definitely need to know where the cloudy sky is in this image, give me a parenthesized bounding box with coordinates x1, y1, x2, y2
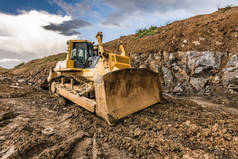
(0, 0, 237, 68)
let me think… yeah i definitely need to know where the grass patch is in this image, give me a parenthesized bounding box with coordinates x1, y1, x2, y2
(14, 62, 25, 69)
(136, 25, 158, 39)
(224, 5, 233, 10)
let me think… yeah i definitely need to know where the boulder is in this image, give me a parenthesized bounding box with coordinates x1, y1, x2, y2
(187, 51, 221, 77)
(190, 77, 208, 90)
(162, 66, 175, 92)
(222, 55, 238, 91)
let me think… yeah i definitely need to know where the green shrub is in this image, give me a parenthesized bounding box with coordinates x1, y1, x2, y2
(224, 5, 233, 10)
(136, 25, 158, 38)
(219, 5, 233, 12)
(14, 62, 25, 68)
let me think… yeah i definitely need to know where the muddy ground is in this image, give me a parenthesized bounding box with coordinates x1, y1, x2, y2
(0, 71, 237, 159)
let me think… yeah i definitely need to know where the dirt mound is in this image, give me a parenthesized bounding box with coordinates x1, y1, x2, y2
(105, 7, 238, 55)
(10, 53, 66, 87)
(0, 67, 7, 72)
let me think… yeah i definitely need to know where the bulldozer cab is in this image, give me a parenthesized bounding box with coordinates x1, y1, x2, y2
(70, 42, 99, 68)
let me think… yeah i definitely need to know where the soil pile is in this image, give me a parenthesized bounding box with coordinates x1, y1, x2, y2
(0, 67, 6, 72)
(105, 7, 238, 55)
(10, 53, 66, 87)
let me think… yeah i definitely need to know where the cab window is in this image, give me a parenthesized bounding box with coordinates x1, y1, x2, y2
(70, 42, 88, 64)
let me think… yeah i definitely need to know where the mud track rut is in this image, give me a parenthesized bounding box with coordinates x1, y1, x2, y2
(0, 97, 89, 159)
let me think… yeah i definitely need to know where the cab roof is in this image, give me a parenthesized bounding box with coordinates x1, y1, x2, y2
(67, 40, 94, 44)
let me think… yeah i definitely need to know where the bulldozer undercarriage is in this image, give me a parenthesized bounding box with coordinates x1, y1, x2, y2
(50, 73, 96, 112)
(50, 73, 94, 96)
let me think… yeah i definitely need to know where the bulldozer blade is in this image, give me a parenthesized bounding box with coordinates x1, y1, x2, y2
(95, 68, 162, 125)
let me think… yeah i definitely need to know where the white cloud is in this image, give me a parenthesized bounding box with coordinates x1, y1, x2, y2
(0, 10, 78, 68)
(0, 58, 20, 63)
(101, 0, 237, 25)
(0, 57, 21, 69)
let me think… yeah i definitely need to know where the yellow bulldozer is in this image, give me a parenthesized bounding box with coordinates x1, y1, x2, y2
(46, 32, 162, 125)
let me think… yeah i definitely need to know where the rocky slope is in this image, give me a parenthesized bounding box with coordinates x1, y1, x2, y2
(0, 66, 6, 72)
(10, 53, 66, 87)
(104, 7, 238, 96)
(105, 7, 238, 54)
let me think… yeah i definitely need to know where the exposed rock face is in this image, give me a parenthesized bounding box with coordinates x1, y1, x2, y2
(222, 55, 238, 91)
(131, 51, 237, 95)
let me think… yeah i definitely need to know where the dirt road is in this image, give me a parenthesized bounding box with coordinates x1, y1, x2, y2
(0, 73, 237, 159)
